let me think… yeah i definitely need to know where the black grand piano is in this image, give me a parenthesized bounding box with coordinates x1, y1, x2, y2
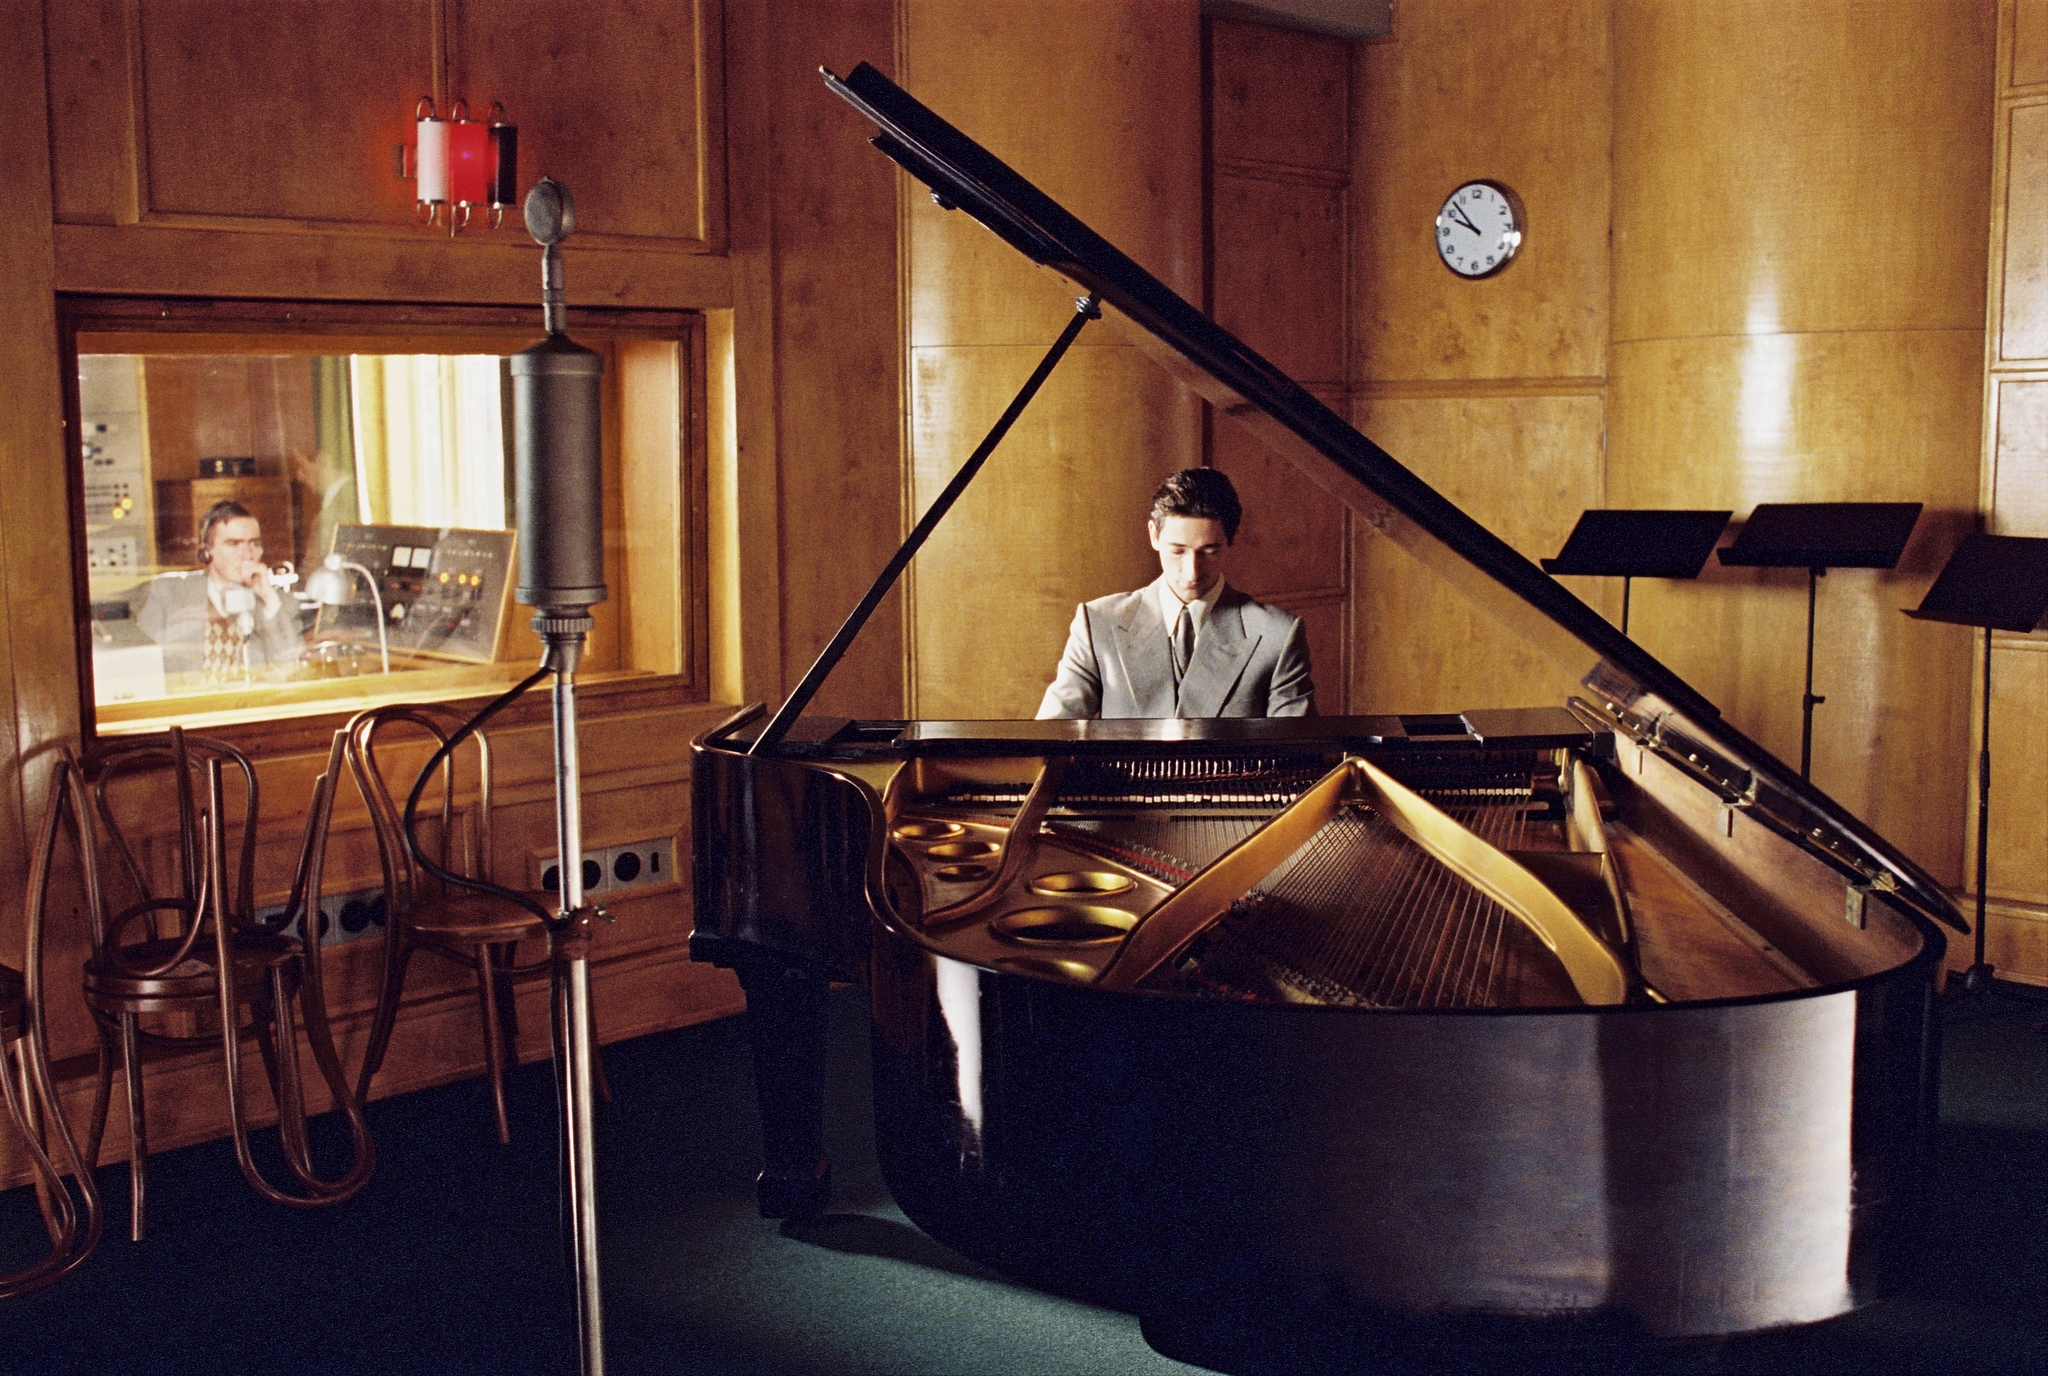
(690, 63, 1960, 1341)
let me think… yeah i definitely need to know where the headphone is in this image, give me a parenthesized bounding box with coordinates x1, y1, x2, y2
(195, 499, 253, 567)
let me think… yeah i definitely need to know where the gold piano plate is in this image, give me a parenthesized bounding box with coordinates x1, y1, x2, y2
(993, 905, 1138, 945)
(894, 820, 967, 841)
(927, 839, 1001, 860)
(993, 955, 1101, 983)
(1028, 870, 1135, 898)
(932, 862, 995, 883)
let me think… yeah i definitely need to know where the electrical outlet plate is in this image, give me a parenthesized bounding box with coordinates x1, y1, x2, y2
(605, 835, 676, 891)
(531, 835, 677, 899)
(532, 848, 613, 899)
(255, 884, 387, 948)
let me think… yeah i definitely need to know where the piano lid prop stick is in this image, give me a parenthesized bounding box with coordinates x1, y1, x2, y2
(751, 293, 1102, 754)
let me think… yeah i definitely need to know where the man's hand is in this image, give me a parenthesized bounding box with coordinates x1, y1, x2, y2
(237, 559, 281, 614)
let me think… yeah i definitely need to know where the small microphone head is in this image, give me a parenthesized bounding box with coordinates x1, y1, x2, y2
(525, 177, 576, 246)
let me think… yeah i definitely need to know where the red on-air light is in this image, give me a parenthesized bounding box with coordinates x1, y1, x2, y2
(448, 100, 489, 207)
(403, 95, 517, 233)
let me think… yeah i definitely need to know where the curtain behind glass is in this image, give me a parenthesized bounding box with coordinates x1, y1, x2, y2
(347, 356, 508, 530)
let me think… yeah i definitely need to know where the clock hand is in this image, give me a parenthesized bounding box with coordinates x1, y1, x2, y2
(1447, 202, 1481, 235)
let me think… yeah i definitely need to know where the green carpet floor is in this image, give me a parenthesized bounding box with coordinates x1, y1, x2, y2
(0, 985, 2039, 1375)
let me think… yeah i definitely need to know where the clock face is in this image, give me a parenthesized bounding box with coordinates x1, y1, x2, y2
(1435, 181, 1524, 279)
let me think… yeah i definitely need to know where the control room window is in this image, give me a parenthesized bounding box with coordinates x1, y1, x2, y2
(64, 299, 706, 734)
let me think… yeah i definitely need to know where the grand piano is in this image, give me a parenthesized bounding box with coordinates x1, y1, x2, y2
(690, 63, 1960, 1341)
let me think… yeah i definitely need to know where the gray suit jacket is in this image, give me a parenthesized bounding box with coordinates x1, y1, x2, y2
(1036, 582, 1314, 719)
(134, 572, 305, 677)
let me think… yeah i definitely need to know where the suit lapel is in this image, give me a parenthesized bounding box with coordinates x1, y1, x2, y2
(1109, 594, 1179, 717)
(1176, 593, 1256, 717)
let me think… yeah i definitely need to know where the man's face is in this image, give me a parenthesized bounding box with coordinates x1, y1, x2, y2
(206, 516, 266, 584)
(1149, 514, 1230, 602)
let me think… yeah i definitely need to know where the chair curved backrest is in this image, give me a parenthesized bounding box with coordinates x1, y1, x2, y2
(346, 705, 499, 918)
(2, 752, 106, 1295)
(344, 704, 564, 1141)
(78, 728, 263, 965)
(67, 726, 373, 1238)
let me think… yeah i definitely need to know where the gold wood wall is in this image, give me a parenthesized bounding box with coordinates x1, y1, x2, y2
(1349, 1, 1614, 715)
(1349, 2, 1993, 915)
(1609, 0, 1991, 888)
(0, 0, 909, 1183)
(1974, 0, 2048, 981)
(901, 0, 1204, 720)
(1207, 16, 1354, 711)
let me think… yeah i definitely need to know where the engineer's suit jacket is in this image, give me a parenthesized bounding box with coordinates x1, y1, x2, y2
(1035, 582, 1314, 719)
(133, 572, 306, 677)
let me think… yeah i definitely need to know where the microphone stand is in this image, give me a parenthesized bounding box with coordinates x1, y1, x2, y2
(538, 610, 604, 1372)
(514, 177, 611, 1376)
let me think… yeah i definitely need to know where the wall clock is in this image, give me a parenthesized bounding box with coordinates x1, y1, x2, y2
(1435, 180, 1524, 279)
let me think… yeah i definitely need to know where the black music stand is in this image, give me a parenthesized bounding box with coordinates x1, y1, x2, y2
(1718, 502, 1923, 779)
(1904, 534, 2048, 993)
(1541, 509, 1732, 637)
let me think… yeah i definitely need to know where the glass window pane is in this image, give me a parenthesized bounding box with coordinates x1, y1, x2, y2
(83, 351, 520, 711)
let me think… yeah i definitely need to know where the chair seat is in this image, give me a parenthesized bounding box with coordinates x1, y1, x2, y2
(405, 891, 550, 943)
(82, 931, 296, 1010)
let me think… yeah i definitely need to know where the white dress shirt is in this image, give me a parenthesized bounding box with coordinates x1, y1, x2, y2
(1154, 575, 1226, 639)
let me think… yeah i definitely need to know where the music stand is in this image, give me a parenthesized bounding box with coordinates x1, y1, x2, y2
(1718, 502, 1923, 779)
(1541, 509, 1732, 636)
(1903, 533, 2048, 992)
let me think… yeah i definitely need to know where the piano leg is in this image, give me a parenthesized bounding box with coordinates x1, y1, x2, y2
(735, 960, 832, 1220)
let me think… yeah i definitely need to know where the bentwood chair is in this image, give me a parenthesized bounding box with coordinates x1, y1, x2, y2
(0, 757, 104, 1296)
(74, 727, 373, 1240)
(346, 705, 555, 1142)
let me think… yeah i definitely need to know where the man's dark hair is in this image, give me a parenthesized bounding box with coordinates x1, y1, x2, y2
(196, 500, 254, 565)
(1148, 468, 1242, 543)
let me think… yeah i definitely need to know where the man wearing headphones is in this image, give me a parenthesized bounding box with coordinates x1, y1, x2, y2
(135, 500, 305, 683)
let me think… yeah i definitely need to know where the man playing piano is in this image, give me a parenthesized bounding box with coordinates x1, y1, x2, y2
(1037, 468, 1313, 718)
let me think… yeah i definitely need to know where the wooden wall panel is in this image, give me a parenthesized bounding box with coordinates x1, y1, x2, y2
(451, 0, 722, 248)
(42, 0, 138, 225)
(1210, 18, 1349, 170)
(1971, 1, 2048, 981)
(902, 0, 1203, 719)
(910, 347, 1193, 720)
(1209, 422, 1347, 600)
(905, 1, 1204, 350)
(1989, 376, 2048, 531)
(2015, 0, 2048, 85)
(1348, 393, 1604, 714)
(133, 0, 430, 227)
(42, 0, 726, 309)
(49, 0, 723, 250)
(747, 0, 904, 719)
(2000, 104, 2048, 361)
(1210, 175, 1346, 383)
(1610, 2, 1992, 885)
(1614, 0, 1992, 345)
(0, 0, 69, 933)
(1208, 15, 1350, 712)
(1345, 6, 1610, 720)
(1984, 639, 2048, 904)
(1353, 0, 1612, 384)
(1609, 333, 1983, 882)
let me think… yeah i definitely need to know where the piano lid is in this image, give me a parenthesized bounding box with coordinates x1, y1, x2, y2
(819, 63, 1962, 932)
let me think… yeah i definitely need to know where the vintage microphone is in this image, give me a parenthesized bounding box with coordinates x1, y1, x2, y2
(511, 175, 610, 1376)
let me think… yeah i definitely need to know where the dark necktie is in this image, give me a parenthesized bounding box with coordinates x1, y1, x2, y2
(1172, 604, 1195, 681)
